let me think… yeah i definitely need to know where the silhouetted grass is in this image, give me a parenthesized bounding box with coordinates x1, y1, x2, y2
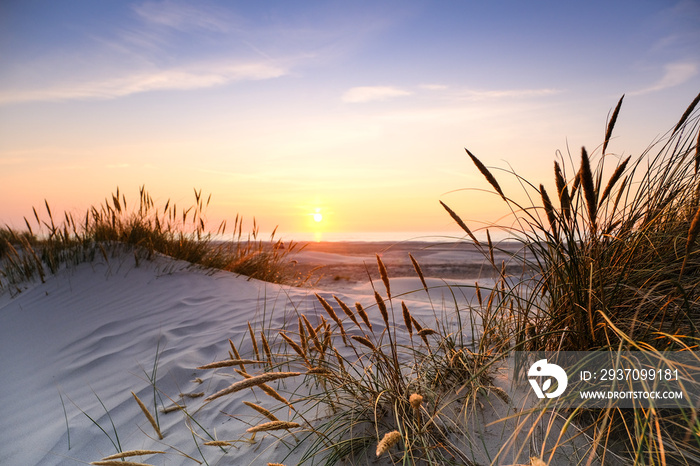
(0, 187, 306, 292)
(442, 93, 700, 464)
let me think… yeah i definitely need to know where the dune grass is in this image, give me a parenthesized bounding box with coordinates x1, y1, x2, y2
(196, 255, 516, 465)
(14, 93, 699, 464)
(437, 93, 700, 465)
(451, 94, 700, 352)
(0, 186, 306, 293)
(206, 93, 700, 465)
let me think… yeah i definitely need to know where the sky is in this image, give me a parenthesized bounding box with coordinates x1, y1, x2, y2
(1, 0, 699, 241)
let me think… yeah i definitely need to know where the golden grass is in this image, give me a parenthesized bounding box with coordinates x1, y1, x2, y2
(1, 187, 307, 293)
(243, 401, 280, 422)
(376, 254, 391, 298)
(196, 359, 261, 369)
(204, 372, 301, 402)
(131, 391, 163, 440)
(100, 450, 164, 460)
(354, 302, 372, 330)
(247, 421, 301, 433)
(90, 461, 154, 466)
(375, 430, 402, 457)
(203, 440, 232, 446)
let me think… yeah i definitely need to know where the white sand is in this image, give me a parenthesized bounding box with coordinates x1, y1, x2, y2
(0, 252, 587, 465)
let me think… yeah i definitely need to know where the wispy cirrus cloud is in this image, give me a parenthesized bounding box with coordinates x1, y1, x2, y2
(342, 86, 412, 103)
(631, 62, 698, 95)
(342, 83, 559, 105)
(454, 88, 561, 100)
(0, 61, 287, 105)
(132, 0, 234, 33)
(419, 84, 448, 91)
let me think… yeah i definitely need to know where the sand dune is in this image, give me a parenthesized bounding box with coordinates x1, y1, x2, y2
(0, 251, 580, 465)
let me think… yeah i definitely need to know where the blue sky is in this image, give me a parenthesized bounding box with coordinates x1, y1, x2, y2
(1, 1, 699, 240)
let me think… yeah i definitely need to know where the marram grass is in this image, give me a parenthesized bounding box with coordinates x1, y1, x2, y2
(441, 92, 700, 465)
(0, 186, 307, 293)
(25, 94, 700, 465)
(206, 93, 700, 465)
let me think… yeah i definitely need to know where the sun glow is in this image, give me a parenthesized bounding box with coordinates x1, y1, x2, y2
(313, 212, 323, 222)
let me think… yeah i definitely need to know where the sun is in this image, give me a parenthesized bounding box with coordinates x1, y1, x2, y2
(313, 212, 323, 222)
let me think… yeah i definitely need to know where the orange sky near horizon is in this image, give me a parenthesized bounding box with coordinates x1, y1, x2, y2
(1, 1, 699, 241)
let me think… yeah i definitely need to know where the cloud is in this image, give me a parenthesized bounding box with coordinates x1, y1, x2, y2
(0, 61, 287, 105)
(132, 0, 232, 33)
(455, 88, 561, 100)
(631, 62, 699, 95)
(342, 86, 412, 103)
(420, 84, 448, 91)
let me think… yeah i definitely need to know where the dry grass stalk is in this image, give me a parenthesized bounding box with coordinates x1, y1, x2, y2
(417, 327, 435, 347)
(401, 301, 413, 336)
(598, 156, 631, 206)
(314, 319, 326, 340)
(197, 359, 261, 369)
(131, 391, 163, 440)
(579, 147, 598, 227)
(408, 253, 428, 292)
(306, 367, 333, 375)
(247, 421, 300, 433)
(260, 331, 273, 366)
(351, 335, 377, 351)
(315, 294, 339, 322)
(248, 322, 260, 361)
(279, 332, 308, 362)
(229, 339, 246, 372)
(243, 400, 280, 421)
(695, 127, 700, 174)
(259, 383, 293, 407)
(673, 91, 700, 134)
(204, 372, 301, 402)
(376, 254, 391, 298)
(333, 347, 347, 375)
(571, 170, 581, 199)
(554, 161, 571, 221)
(374, 291, 390, 328)
(100, 450, 164, 460)
(439, 200, 481, 246)
(411, 315, 423, 333)
(681, 204, 700, 275)
(410, 393, 423, 429)
(466, 148, 505, 199)
(267, 463, 286, 466)
(302, 315, 323, 353)
(204, 440, 232, 446)
(409, 393, 423, 410)
(179, 392, 204, 398)
(603, 94, 624, 155)
(237, 370, 293, 407)
(376, 430, 402, 457)
(297, 317, 309, 355)
(539, 184, 557, 236)
(334, 295, 360, 327)
(355, 302, 372, 330)
(315, 294, 347, 343)
(160, 404, 182, 414)
(91, 461, 153, 466)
